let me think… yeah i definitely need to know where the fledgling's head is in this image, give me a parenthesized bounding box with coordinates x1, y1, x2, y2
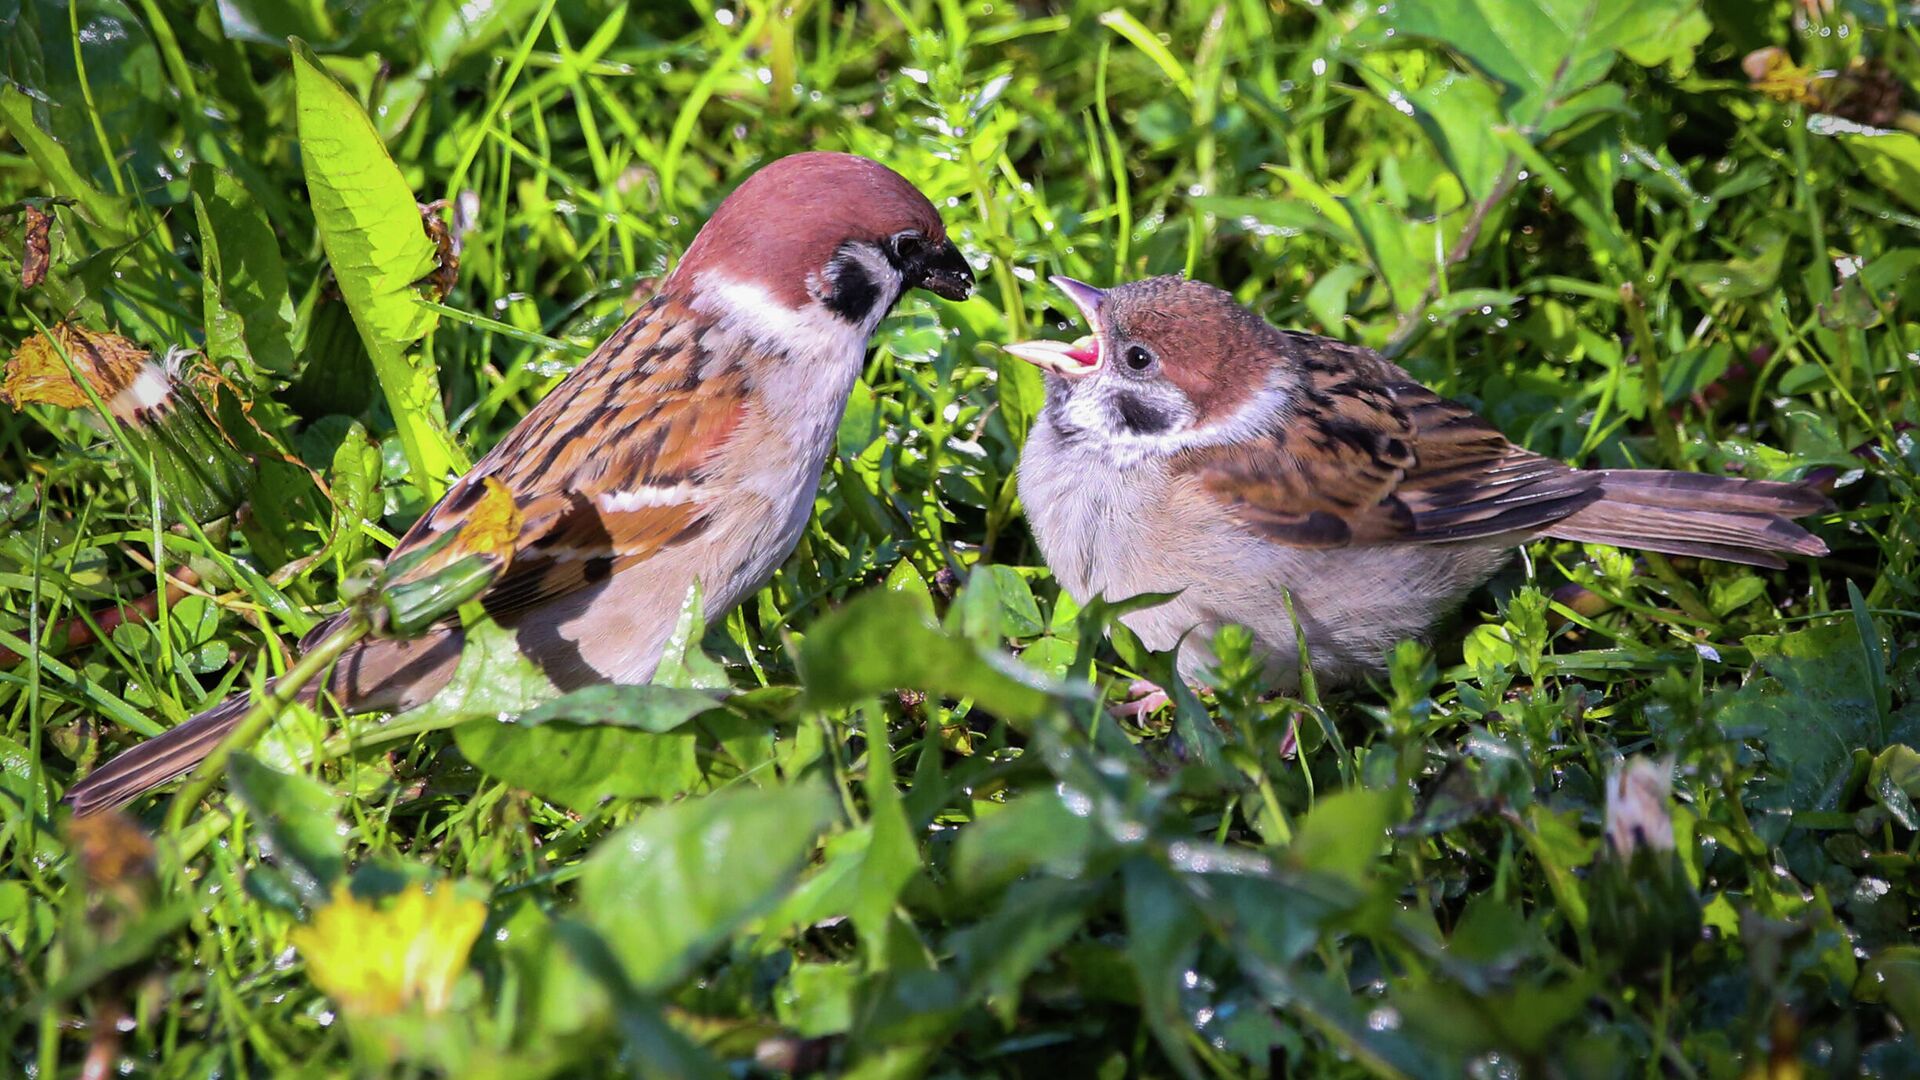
(1005, 275, 1285, 453)
(671, 152, 973, 338)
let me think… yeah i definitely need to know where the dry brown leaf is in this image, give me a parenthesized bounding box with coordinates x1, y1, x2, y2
(2, 324, 152, 414)
(21, 204, 51, 290)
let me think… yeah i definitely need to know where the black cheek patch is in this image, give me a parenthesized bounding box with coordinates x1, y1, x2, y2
(1115, 392, 1173, 435)
(823, 253, 881, 323)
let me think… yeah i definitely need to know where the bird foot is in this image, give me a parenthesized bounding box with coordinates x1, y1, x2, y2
(1110, 678, 1173, 719)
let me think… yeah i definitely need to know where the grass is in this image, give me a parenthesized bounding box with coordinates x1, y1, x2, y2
(3, 0, 1920, 1075)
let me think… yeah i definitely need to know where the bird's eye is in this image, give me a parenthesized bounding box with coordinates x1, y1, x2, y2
(889, 231, 927, 262)
(1124, 344, 1155, 372)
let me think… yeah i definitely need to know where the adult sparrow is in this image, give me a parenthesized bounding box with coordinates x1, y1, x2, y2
(67, 151, 973, 814)
(1004, 275, 1827, 697)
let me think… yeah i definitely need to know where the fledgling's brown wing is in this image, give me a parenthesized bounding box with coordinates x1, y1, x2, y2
(1178, 334, 1602, 548)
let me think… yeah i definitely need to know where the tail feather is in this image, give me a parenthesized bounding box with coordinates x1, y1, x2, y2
(1546, 470, 1830, 569)
(65, 691, 257, 817)
(65, 627, 465, 817)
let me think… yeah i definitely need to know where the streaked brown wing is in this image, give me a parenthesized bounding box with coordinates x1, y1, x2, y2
(1181, 338, 1601, 548)
(382, 293, 751, 620)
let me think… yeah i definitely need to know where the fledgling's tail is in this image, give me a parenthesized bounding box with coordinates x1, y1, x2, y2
(64, 691, 257, 817)
(1545, 470, 1830, 569)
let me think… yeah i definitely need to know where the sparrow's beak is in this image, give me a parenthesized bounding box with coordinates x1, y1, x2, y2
(1001, 275, 1108, 379)
(908, 239, 975, 301)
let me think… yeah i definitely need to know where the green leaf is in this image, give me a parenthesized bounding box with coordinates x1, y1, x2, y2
(1406, 72, 1509, 203)
(456, 721, 703, 809)
(1675, 229, 1788, 301)
(1122, 859, 1206, 1079)
(289, 38, 464, 492)
(947, 562, 1043, 642)
(227, 752, 346, 906)
(189, 164, 296, 375)
(1519, 805, 1595, 930)
(577, 781, 835, 991)
(419, 620, 703, 809)
(850, 708, 919, 969)
(1858, 946, 1920, 1033)
(1837, 126, 1920, 215)
(952, 789, 1098, 894)
(519, 684, 723, 731)
(949, 878, 1097, 1025)
(800, 590, 1070, 722)
(320, 422, 382, 570)
(1390, 0, 1707, 132)
(1288, 788, 1394, 885)
(0, 85, 134, 239)
(651, 582, 730, 690)
(1868, 745, 1920, 831)
(1719, 621, 1889, 813)
(883, 559, 937, 620)
(995, 345, 1046, 445)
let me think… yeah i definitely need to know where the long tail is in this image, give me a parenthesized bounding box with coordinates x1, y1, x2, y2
(65, 625, 464, 817)
(1545, 470, 1830, 569)
(65, 691, 259, 817)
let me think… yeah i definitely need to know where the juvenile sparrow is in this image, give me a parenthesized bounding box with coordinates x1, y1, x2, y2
(1004, 275, 1827, 696)
(68, 152, 973, 814)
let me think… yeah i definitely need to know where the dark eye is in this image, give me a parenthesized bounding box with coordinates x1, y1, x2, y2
(1124, 344, 1155, 372)
(889, 231, 927, 262)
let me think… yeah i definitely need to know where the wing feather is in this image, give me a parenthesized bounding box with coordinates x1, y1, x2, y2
(1181, 342, 1601, 548)
(380, 293, 751, 620)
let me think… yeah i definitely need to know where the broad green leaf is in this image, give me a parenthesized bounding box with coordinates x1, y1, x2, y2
(995, 345, 1046, 444)
(800, 590, 1069, 721)
(228, 752, 346, 906)
(189, 164, 296, 375)
(1675, 229, 1788, 301)
(849, 709, 918, 968)
(947, 562, 1043, 641)
(578, 781, 835, 991)
(951, 789, 1097, 894)
(1868, 745, 1920, 831)
(519, 684, 723, 731)
(290, 39, 463, 492)
(1837, 127, 1920, 215)
(1303, 262, 1371, 334)
(1858, 946, 1920, 1033)
(1391, 0, 1707, 132)
(882, 559, 936, 619)
(1288, 787, 1394, 885)
(1122, 859, 1206, 1079)
(1520, 805, 1595, 930)
(1719, 621, 1892, 813)
(948, 878, 1096, 1024)
(1406, 73, 1508, 203)
(776, 962, 860, 1037)
(652, 582, 729, 690)
(0, 85, 133, 239)
(456, 721, 703, 809)
(320, 422, 382, 570)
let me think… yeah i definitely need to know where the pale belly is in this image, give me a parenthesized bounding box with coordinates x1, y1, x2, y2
(1019, 425, 1512, 689)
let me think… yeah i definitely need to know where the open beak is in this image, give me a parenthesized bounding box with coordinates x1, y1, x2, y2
(1001, 276, 1108, 379)
(909, 239, 975, 301)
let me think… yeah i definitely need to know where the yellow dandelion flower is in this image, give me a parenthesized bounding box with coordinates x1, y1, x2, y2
(291, 882, 488, 1017)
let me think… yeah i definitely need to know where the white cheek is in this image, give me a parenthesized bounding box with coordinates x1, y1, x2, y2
(693, 272, 869, 366)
